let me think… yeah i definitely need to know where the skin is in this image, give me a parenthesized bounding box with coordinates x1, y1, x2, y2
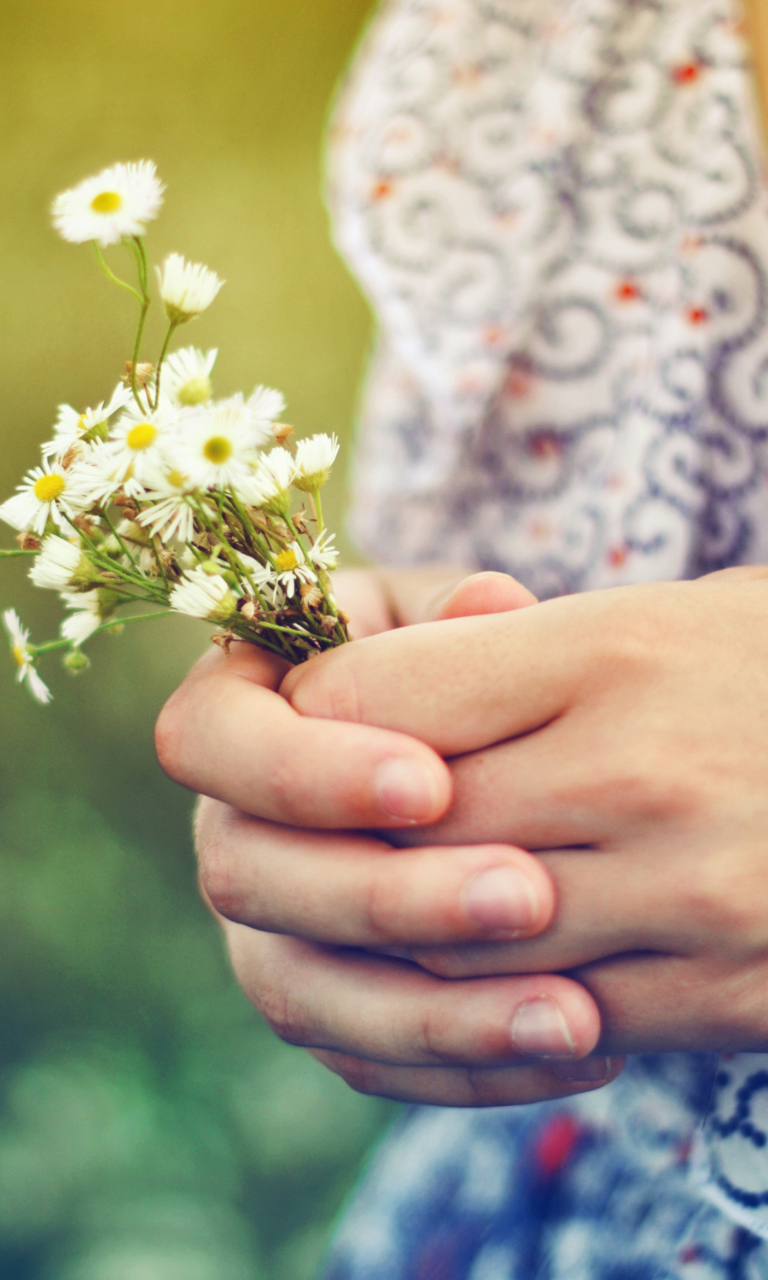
(154, 21, 768, 1109)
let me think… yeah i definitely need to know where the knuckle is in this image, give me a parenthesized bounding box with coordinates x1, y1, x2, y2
(257, 978, 313, 1047)
(154, 685, 187, 781)
(682, 855, 768, 950)
(410, 946, 468, 978)
(196, 830, 243, 922)
(364, 868, 408, 944)
(329, 1054, 381, 1095)
(290, 654, 363, 724)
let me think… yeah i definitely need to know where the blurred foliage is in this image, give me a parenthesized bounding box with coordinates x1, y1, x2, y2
(0, 0, 394, 1276)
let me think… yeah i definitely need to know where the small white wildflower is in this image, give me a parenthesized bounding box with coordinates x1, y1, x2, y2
(0, 461, 90, 536)
(294, 433, 339, 493)
(51, 161, 164, 247)
(135, 464, 197, 544)
(106, 404, 173, 488)
(162, 347, 217, 407)
(238, 447, 296, 512)
(42, 384, 132, 462)
(248, 385, 286, 430)
(157, 253, 223, 323)
(30, 535, 91, 590)
(3, 609, 51, 703)
(309, 529, 339, 571)
(273, 541, 317, 599)
(169, 397, 257, 489)
(170, 568, 238, 621)
(60, 590, 104, 646)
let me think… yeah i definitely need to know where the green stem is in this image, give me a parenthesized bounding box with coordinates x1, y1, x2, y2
(153, 319, 179, 409)
(92, 242, 143, 303)
(30, 608, 174, 656)
(313, 490, 324, 534)
(0, 548, 38, 558)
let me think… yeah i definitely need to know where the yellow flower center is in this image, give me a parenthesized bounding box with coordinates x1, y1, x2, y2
(167, 469, 186, 488)
(33, 474, 65, 503)
(91, 191, 122, 214)
(203, 436, 232, 464)
(276, 549, 299, 572)
(126, 423, 157, 452)
(11, 644, 25, 668)
(178, 376, 212, 407)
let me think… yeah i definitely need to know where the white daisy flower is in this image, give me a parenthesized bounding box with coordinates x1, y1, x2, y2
(60, 590, 103, 646)
(135, 464, 197, 543)
(169, 397, 256, 489)
(65, 442, 125, 508)
(309, 529, 339, 571)
(161, 347, 217, 407)
(0, 460, 90, 536)
(3, 609, 51, 704)
(29, 535, 91, 590)
(156, 253, 224, 324)
(42, 383, 132, 461)
(51, 161, 165, 247)
(273, 541, 317, 599)
(294, 433, 339, 493)
(237, 447, 296, 512)
(169, 568, 238, 621)
(248, 385, 286, 430)
(105, 404, 173, 489)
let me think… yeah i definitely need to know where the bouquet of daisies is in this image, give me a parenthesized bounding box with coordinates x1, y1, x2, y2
(0, 161, 350, 704)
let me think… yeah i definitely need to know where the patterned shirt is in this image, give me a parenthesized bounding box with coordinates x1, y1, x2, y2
(322, 0, 768, 1275)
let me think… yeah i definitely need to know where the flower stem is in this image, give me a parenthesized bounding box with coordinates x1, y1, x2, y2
(30, 608, 174, 656)
(153, 319, 179, 409)
(92, 242, 144, 303)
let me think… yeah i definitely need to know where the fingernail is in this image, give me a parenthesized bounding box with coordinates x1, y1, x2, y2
(552, 1057, 613, 1083)
(462, 867, 538, 936)
(511, 999, 575, 1057)
(375, 758, 438, 823)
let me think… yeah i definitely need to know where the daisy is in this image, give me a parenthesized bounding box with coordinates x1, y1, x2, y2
(3, 609, 51, 703)
(161, 347, 217, 407)
(105, 404, 173, 488)
(156, 253, 223, 323)
(168, 397, 257, 489)
(51, 161, 164, 247)
(42, 383, 132, 461)
(238, 447, 296, 512)
(29, 535, 91, 590)
(248, 385, 286, 432)
(273, 541, 317, 599)
(60, 590, 103, 646)
(135, 464, 197, 543)
(294, 433, 339, 493)
(0, 460, 90, 536)
(309, 529, 339, 571)
(169, 568, 238, 621)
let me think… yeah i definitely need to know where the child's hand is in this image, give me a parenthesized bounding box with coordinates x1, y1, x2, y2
(156, 567, 615, 1106)
(286, 564, 768, 1057)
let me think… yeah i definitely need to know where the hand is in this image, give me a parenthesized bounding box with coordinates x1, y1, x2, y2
(156, 567, 620, 1105)
(285, 565, 768, 1056)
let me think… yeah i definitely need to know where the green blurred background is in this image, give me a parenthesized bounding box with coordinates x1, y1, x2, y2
(0, 1, 394, 1276)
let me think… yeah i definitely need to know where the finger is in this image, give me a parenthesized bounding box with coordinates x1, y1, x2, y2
(281, 598, 586, 756)
(156, 642, 452, 828)
(311, 1048, 623, 1106)
(432, 570, 538, 620)
(410, 845, 679, 979)
(224, 927, 602, 1066)
(575, 951, 768, 1055)
(196, 797, 556, 945)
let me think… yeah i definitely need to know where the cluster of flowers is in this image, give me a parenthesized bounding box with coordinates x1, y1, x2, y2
(0, 160, 349, 704)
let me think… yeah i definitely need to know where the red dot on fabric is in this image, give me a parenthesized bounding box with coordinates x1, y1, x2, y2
(615, 280, 641, 302)
(608, 546, 628, 567)
(371, 180, 393, 201)
(507, 372, 531, 397)
(535, 1114, 583, 1177)
(530, 432, 560, 457)
(687, 306, 708, 325)
(672, 62, 701, 84)
(680, 1246, 701, 1264)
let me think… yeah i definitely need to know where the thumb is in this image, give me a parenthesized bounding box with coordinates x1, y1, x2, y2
(431, 571, 538, 621)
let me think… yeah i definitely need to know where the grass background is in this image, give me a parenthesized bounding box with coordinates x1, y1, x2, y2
(0, 1, 393, 1276)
